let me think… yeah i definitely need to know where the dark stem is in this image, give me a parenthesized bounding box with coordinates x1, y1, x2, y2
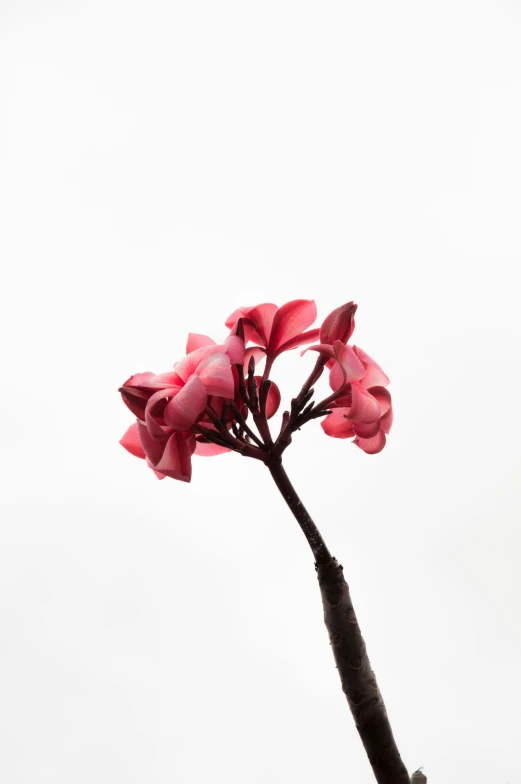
(267, 460, 331, 565)
(266, 458, 412, 784)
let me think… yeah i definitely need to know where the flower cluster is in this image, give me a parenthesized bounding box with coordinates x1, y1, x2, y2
(119, 299, 393, 481)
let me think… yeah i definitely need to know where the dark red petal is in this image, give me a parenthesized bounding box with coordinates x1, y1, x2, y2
(268, 300, 317, 354)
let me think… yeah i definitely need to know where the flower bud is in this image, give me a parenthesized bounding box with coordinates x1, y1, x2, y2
(319, 302, 357, 345)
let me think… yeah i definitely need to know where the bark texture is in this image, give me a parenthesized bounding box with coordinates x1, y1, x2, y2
(317, 557, 411, 784)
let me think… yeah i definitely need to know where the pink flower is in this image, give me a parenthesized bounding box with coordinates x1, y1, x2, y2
(319, 302, 357, 345)
(320, 345, 393, 454)
(225, 299, 320, 363)
(119, 337, 241, 481)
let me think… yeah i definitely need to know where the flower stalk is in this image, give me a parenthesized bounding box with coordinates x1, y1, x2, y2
(118, 298, 425, 782)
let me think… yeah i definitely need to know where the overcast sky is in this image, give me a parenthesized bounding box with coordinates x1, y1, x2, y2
(1, 1, 521, 782)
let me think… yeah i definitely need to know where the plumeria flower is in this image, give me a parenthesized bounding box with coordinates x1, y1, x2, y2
(225, 299, 320, 366)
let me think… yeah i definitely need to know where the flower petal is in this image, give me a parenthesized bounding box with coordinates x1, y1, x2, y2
(380, 407, 393, 434)
(195, 353, 234, 397)
(366, 386, 392, 417)
(194, 441, 231, 456)
(137, 421, 169, 465)
(144, 387, 180, 439)
(154, 431, 192, 481)
(320, 302, 357, 345)
(223, 335, 245, 365)
(145, 457, 167, 479)
(348, 384, 382, 423)
(119, 423, 146, 459)
(321, 409, 356, 439)
(329, 342, 366, 390)
(268, 300, 317, 354)
(276, 328, 321, 354)
(353, 346, 390, 388)
(352, 420, 381, 438)
(354, 430, 387, 454)
(121, 372, 156, 388)
(242, 303, 278, 347)
(175, 345, 224, 382)
(186, 333, 216, 353)
(164, 374, 207, 430)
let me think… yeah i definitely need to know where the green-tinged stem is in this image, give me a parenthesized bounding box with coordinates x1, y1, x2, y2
(266, 459, 413, 784)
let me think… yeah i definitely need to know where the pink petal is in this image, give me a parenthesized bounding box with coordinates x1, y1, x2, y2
(352, 420, 381, 438)
(243, 303, 278, 347)
(138, 421, 169, 465)
(143, 371, 183, 390)
(144, 387, 180, 439)
(329, 342, 366, 390)
(195, 353, 234, 397)
(186, 333, 216, 353)
(194, 441, 231, 456)
(154, 431, 192, 481)
(354, 430, 387, 454)
(121, 372, 156, 388)
(145, 458, 167, 479)
(119, 387, 149, 420)
(366, 386, 392, 416)
(321, 409, 356, 439)
(164, 374, 207, 430)
(320, 302, 357, 345)
(119, 423, 146, 459)
(268, 300, 317, 354)
(223, 335, 245, 365)
(225, 307, 250, 329)
(353, 346, 390, 388)
(276, 328, 321, 355)
(175, 345, 224, 382)
(301, 343, 335, 359)
(380, 407, 393, 434)
(348, 384, 382, 423)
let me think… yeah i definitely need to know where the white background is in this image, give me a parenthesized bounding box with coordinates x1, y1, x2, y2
(1, 1, 520, 782)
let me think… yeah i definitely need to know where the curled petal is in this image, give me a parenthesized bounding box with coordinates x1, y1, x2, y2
(276, 328, 320, 355)
(352, 420, 381, 438)
(321, 409, 356, 439)
(268, 300, 317, 354)
(146, 458, 167, 480)
(367, 386, 392, 417)
(320, 302, 357, 345)
(354, 430, 387, 454)
(119, 387, 149, 419)
(119, 423, 146, 459)
(329, 342, 366, 390)
(354, 346, 390, 388)
(143, 371, 183, 390)
(121, 372, 156, 388)
(175, 345, 224, 382)
(164, 374, 207, 430)
(186, 333, 216, 353)
(380, 407, 393, 434)
(195, 353, 234, 398)
(137, 421, 169, 465)
(194, 441, 231, 456)
(223, 335, 245, 365)
(242, 303, 278, 347)
(348, 384, 382, 423)
(145, 387, 179, 439)
(301, 343, 335, 359)
(154, 431, 192, 481)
